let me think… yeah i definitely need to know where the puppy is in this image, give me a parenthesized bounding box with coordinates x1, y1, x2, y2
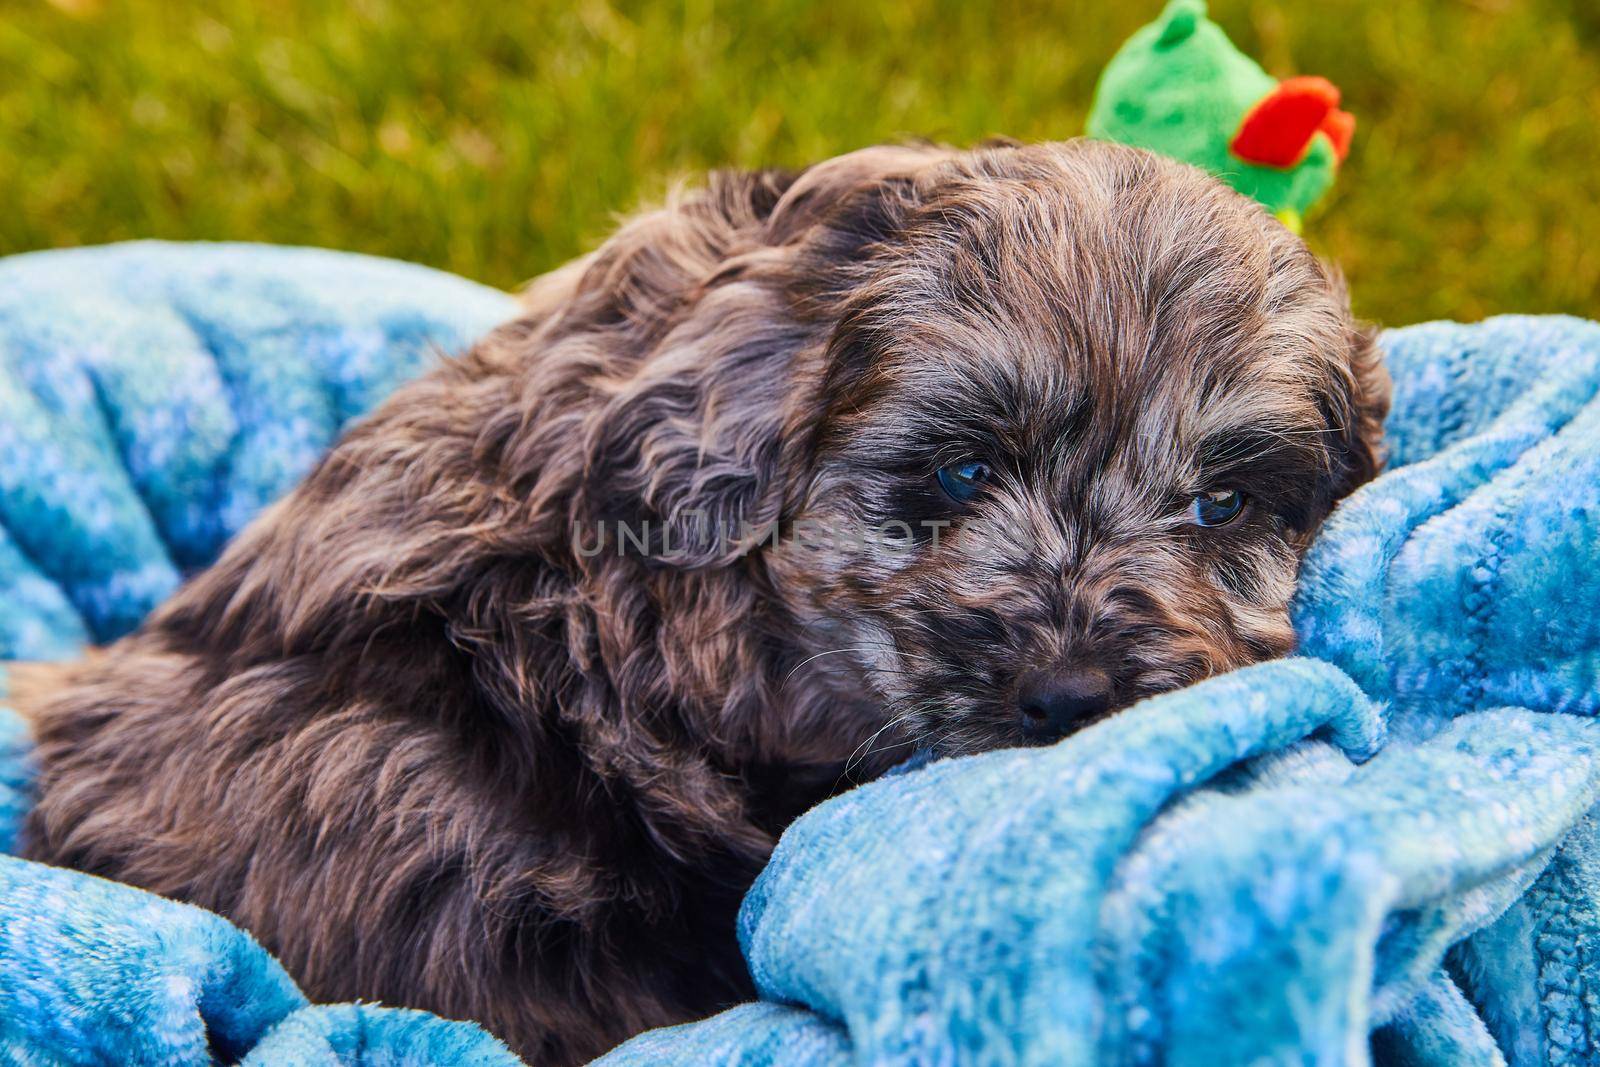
(12, 140, 1388, 1063)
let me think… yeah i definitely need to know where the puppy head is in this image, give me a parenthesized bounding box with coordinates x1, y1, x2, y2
(767, 141, 1386, 753)
(582, 140, 1388, 757)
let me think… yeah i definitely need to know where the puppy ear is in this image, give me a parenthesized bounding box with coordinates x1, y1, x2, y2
(579, 148, 954, 569)
(1327, 317, 1392, 500)
(581, 280, 821, 568)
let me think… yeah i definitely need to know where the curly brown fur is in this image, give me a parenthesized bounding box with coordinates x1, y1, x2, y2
(15, 140, 1388, 1063)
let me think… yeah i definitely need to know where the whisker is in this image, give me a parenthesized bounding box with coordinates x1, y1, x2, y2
(780, 643, 939, 691)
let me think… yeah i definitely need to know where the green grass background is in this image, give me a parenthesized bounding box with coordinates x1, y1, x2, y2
(3, 0, 1597, 325)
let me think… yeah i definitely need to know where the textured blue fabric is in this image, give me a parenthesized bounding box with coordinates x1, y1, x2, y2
(597, 316, 1600, 1066)
(1, 241, 1598, 1065)
(0, 240, 515, 659)
(0, 832, 521, 1066)
(0, 243, 521, 1066)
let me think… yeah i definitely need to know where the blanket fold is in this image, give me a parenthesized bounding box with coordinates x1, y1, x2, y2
(0, 241, 515, 657)
(0, 243, 1596, 1066)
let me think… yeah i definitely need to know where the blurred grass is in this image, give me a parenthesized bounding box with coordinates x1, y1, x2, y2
(2, 0, 1598, 325)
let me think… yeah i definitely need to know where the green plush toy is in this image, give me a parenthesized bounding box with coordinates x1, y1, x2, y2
(1087, 0, 1353, 232)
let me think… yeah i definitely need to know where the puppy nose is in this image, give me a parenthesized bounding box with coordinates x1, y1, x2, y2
(1018, 668, 1113, 736)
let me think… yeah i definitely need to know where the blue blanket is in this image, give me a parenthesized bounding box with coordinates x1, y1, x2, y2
(0, 243, 522, 1065)
(0, 243, 1597, 1065)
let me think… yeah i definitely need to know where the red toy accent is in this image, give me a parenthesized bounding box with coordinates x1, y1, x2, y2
(1230, 75, 1354, 168)
(1318, 106, 1355, 163)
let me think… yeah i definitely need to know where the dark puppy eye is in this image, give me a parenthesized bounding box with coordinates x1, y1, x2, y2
(1192, 489, 1247, 527)
(936, 460, 991, 503)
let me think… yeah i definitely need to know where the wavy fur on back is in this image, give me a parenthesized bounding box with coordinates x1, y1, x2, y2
(16, 140, 1388, 1063)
